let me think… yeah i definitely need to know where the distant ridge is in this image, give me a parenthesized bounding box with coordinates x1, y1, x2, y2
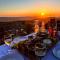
(0, 17, 60, 22)
(0, 17, 37, 22)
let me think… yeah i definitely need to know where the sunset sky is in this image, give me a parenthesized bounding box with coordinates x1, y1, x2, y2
(0, 0, 60, 17)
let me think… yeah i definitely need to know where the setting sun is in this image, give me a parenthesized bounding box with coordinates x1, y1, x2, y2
(37, 8, 48, 17)
(41, 12, 45, 16)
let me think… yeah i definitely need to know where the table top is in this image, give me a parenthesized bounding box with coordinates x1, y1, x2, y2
(0, 41, 60, 60)
(0, 44, 24, 60)
(42, 42, 60, 60)
(0, 31, 60, 60)
(52, 42, 60, 59)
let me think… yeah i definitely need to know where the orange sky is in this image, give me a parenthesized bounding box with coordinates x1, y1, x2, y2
(0, 0, 60, 17)
(0, 11, 60, 17)
(0, 7, 60, 17)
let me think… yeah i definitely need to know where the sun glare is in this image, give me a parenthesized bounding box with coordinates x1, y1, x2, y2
(41, 12, 45, 16)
